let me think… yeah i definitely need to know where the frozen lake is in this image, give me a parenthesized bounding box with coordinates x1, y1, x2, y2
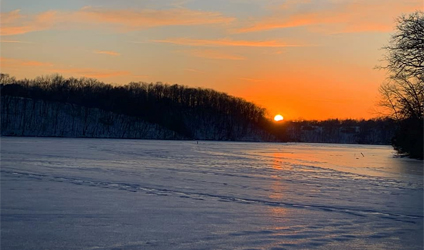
(1, 137, 423, 250)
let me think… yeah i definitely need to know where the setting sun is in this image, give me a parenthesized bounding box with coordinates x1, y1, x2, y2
(274, 114, 284, 121)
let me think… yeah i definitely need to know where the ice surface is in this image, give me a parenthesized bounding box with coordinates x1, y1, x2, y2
(1, 137, 423, 249)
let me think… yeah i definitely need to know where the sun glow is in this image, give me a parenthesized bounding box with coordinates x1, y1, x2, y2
(274, 114, 284, 121)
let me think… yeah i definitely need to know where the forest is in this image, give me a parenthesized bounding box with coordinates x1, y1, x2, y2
(0, 74, 273, 141)
(1, 73, 396, 145)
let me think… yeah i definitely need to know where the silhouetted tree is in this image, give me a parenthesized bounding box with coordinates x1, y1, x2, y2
(378, 11, 423, 159)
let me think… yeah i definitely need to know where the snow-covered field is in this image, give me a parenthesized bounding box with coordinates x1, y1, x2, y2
(1, 137, 423, 250)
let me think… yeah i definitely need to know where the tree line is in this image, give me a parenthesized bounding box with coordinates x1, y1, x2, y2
(0, 74, 272, 141)
(1, 73, 398, 145)
(279, 118, 396, 145)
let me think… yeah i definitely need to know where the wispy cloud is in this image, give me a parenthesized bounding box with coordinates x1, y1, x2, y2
(1, 57, 129, 79)
(169, 0, 194, 9)
(181, 49, 246, 60)
(278, 0, 311, 10)
(236, 0, 422, 33)
(331, 0, 421, 34)
(0, 7, 234, 36)
(153, 38, 307, 47)
(237, 12, 333, 33)
(75, 6, 234, 30)
(93, 50, 121, 56)
(0, 40, 31, 43)
(0, 10, 56, 36)
(0, 57, 53, 67)
(184, 68, 204, 73)
(239, 77, 264, 83)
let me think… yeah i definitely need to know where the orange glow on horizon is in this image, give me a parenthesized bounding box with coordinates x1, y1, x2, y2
(234, 62, 386, 121)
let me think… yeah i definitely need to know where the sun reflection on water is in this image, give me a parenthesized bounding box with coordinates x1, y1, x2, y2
(268, 153, 287, 215)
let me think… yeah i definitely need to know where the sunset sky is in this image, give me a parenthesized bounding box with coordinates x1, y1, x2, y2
(1, 0, 422, 120)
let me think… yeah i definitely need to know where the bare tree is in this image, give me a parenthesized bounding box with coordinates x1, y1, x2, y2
(378, 11, 424, 120)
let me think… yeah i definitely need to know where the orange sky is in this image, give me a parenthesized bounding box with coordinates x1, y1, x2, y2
(1, 0, 422, 120)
